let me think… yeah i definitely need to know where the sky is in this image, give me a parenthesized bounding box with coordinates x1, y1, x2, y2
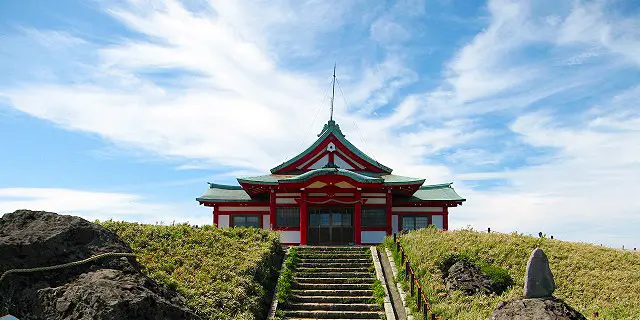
(0, 0, 639, 249)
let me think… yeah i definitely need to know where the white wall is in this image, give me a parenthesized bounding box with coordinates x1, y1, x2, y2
(392, 207, 443, 212)
(218, 215, 230, 228)
(361, 231, 387, 244)
(432, 215, 444, 230)
(263, 215, 271, 230)
(279, 231, 300, 244)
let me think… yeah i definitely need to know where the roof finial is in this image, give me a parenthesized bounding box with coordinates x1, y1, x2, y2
(330, 63, 336, 122)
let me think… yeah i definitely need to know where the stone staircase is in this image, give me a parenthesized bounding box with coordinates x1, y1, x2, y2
(281, 246, 383, 319)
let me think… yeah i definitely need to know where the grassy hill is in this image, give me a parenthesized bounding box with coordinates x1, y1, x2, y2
(385, 228, 640, 320)
(99, 221, 282, 320)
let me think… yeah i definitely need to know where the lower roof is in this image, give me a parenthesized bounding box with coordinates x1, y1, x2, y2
(197, 182, 465, 203)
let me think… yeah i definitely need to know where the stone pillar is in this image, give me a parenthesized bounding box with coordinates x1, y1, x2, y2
(300, 190, 308, 245)
(354, 192, 362, 244)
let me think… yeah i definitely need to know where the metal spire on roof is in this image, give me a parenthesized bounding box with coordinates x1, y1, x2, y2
(330, 63, 336, 121)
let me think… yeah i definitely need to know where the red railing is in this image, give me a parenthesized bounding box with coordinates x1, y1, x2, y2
(393, 233, 439, 320)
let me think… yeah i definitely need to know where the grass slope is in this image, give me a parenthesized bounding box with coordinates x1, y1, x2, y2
(385, 228, 640, 320)
(100, 221, 282, 320)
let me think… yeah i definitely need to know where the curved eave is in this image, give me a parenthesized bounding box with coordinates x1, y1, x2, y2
(207, 182, 243, 190)
(279, 168, 383, 184)
(236, 178, 279, 185)
(383, 179, 426, 186)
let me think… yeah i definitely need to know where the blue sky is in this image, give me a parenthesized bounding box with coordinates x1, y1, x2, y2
(0, 0, 639, 249)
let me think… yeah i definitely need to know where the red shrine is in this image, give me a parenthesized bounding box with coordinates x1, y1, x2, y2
(197, 118, 466, 245)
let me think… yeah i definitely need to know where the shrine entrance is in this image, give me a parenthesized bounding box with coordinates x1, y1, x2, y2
(308, 207, 354, 245)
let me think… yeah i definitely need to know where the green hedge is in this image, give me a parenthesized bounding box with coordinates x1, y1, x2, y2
(100, 221, 282, 320)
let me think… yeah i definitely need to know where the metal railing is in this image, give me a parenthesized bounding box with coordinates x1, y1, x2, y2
(393, 233, 439, 320)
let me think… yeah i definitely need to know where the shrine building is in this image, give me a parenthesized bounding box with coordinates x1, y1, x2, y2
(196, 118, 465, 245)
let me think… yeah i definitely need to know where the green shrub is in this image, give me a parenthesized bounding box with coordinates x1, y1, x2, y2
(371, 280, 385, 306)
(275, 247, 298, 305)
(480, 264, 514, 294)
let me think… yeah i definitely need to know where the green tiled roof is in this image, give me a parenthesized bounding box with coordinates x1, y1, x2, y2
(196, 184, 254, 202)
(237, 169, 424, 186)
(270, 120, 393, 174)
(405, 183, 466, 202)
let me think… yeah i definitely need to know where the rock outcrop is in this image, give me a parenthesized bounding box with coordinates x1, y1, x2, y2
(0, 210, 200, 320)
(491, 297, 586, 320)
(445, 260, 496, 295)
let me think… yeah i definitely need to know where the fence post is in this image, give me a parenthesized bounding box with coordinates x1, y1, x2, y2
(401, 249, 405, 264)
(430, 313, 436, 320)
(487, 227, 490, 233)
(405, 261, 410, 280)
(410, 272, 414, 296)
(393, 232, 396, 244)
(423, 303, 428, 320)
(417, 286, 422, 311)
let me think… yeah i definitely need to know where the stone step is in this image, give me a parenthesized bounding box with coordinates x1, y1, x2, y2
(298, 262, 371, 268)
(287, 302, 380, 312)
(291, 289, 374, 296)
(294, 277, 374, 284)
(297, 246, 370, 250)
(297, 267, 371, 273)
(290, 295, 374, 304)
(298, 254, 371, 260)
(284, 310, 383, 319)
(295, 271, 373, 278)
(293, 282, 373, 290)
(298, 258, 371, 263)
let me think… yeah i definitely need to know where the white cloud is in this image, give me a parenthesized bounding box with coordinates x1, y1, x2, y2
(0, 188, 211, 225)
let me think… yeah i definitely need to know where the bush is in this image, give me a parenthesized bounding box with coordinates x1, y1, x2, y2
(275, 247, 298, 305)
(480, 264, 514, 294)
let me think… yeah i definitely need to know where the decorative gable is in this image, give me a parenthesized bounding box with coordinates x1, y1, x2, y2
(271, 120, 392, 174)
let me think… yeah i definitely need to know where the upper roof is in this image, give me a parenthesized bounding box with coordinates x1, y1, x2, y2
(270, 120, 393, 174)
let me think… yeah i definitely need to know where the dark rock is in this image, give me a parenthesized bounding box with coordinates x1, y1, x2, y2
(0, 210, 200, 320)
(491, 297, 587, 320)
(524, 248, 555, 298)
(445, 260, 497, 295)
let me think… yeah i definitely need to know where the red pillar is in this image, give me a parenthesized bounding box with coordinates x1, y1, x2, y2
(386, 191, 393, 235)
(443, 206, 449, 230)
(269, 189, 276, 230)
(213, 206, 219, 227)
(354, 191, 362, 244)
(300, 190, 308, 245)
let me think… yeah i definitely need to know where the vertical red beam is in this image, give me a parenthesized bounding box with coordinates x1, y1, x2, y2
(386, 190, 393, 235)
(269, 189, 276, 230)
(300, 190, 308, 245)
(354, 191, 362, 244)
(443, 206, 449, 230)
(213, 206, 219, 227)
